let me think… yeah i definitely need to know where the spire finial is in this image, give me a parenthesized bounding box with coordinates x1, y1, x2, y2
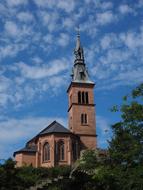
(76, 25, 80, 38)
(77, 25, 80, 37)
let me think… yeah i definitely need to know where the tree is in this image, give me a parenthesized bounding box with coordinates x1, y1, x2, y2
(108, 83, 143, 189)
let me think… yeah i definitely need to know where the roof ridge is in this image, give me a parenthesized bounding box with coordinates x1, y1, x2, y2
(38, 120, 56, 135)
(52, 121, 65, 132)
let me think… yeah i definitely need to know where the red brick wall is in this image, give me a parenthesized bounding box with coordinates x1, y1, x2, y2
(68, 83, 97, 150)
(15, 153, 36, 167)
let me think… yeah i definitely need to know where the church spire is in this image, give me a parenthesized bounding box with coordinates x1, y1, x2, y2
(71, 29, 94, 84)
(74, 27, 84, 64)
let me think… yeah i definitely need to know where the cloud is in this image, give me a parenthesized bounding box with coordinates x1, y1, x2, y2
(99, 2, 113, 10)
(6, 0, 28, 7)
(39, 11, 59, 32)
(136, 0, 143, 8)
(62, 18, 75, 29)
(4, 21, 19, 37)
(17, 58, 69, 79)
(100, 34, 113, 50)
(17, 12, 34, 23)
(118, 4, 134, 14)
(31, 56, 43, 65)
(57, 33, 70, 47)
(96, 11, 116, 25)
(0, 76, 13, 106)
(43, 34, 52, 42)
(87, 22, 143, 91)
(57, 0, 75, 13)
(120, 30, 143, 49)
(0, 43, 28, 60)
(97, 69, 143, 91)
(4, 20, 34, 44)
(33, 0, 75, 13)
(0, 56, 70, 109)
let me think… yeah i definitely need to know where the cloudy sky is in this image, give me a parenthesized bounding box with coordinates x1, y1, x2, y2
(0, 0, 143, 159)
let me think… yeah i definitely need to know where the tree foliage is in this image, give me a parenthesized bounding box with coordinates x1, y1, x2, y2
(109, 83, 143, 167)
(108, 83, 143, 189)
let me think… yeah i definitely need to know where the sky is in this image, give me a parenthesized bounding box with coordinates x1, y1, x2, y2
(0, 0, 143, 160)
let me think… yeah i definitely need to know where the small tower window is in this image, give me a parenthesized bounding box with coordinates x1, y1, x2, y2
(85, 114, 87, 124)
(43, 142, 50, 162)
(78, 91, 81, 104)
(81, 114, 88, 125)
(81, 114, 84, 124)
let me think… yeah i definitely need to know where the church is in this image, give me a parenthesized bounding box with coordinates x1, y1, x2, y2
(14, 33, 97, 167)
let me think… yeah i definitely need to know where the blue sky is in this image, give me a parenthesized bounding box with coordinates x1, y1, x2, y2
(0, 0, 143, 159)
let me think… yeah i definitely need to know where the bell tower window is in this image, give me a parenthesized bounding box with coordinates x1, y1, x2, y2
(82, 92, 85, 104)
(78, 91, 89, 104)
(85, 92, 89, 104)
(78, 91, 81, 104)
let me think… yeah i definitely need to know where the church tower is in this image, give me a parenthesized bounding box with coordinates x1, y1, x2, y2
(67, 32, 97, 150)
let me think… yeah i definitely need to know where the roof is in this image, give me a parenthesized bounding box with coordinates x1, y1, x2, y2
(38, 120, 71, 135)
(27, 121, 72, 144)
(13, 146, 37, 157)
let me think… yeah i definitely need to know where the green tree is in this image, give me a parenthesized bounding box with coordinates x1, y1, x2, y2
(109, 83, 143, 166)
(108, 83, 143, 189)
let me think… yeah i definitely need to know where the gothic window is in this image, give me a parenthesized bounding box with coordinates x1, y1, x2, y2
(58, 141, 65, 161)
(78, 91, 81, 104)
(43, 142, 50, 162)
(85, 92, 89, 104)
(81, 114, 88, 125)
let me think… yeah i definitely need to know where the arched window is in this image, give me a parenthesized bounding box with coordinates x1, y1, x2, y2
(85, 92, 89, 104)
(78, 91, 81, 104)
(43, 142, 50, 162)
(58, 141, 65, 161)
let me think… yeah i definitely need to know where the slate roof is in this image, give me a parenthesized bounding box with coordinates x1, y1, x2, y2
(13, 146, 37, 157)
(38, 120, 71, 135)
